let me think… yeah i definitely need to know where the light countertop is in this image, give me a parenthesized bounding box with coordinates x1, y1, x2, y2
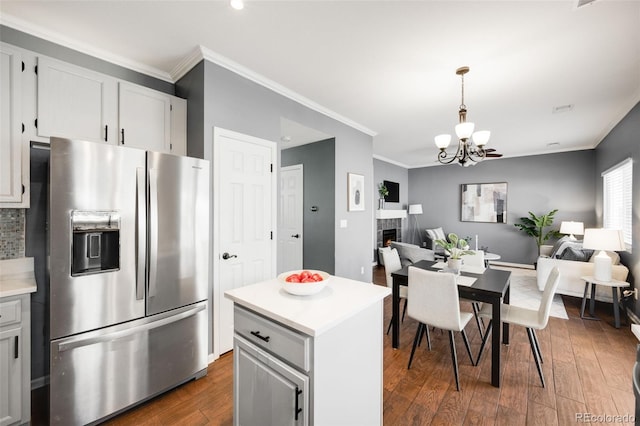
(0, 257, 38, 298)
(224, 275, 390, 337)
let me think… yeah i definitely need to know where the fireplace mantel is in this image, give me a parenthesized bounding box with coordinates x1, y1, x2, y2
(375, 209, 407, 220)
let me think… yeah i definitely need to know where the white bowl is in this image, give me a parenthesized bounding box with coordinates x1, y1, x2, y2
(278, 270, 330, 296)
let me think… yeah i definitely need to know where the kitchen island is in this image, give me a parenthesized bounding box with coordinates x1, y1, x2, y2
(225, 275, 390, 426)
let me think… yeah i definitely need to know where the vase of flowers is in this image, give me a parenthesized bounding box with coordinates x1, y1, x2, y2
(435, 233, 475, 272)
(377, 183, 388, 210)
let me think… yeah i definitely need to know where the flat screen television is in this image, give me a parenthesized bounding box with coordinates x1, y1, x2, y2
(383, 180, 399, 203)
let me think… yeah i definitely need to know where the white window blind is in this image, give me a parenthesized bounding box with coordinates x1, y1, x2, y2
(602, 158, 633, 249)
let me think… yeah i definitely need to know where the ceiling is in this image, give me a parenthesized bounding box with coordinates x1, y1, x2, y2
(1, 0, 639, 168)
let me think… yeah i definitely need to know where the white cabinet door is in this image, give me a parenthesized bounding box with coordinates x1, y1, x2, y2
(234, 335, 308, 426)
(37, 57, 117, 143)
(0, 327, 22, 426)
(0, 44, 23, 203)
(169, 95, 187, 156)
(118, 82, 171, 152)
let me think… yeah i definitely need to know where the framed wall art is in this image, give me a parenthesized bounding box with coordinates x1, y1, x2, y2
(347, 173, 365, 211)
(461, 182, 507, 223)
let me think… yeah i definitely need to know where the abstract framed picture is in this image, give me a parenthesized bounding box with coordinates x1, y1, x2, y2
(347, 173, 365, 211)
(461, 182, 507, 223)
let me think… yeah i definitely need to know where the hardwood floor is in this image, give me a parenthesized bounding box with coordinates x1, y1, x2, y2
(33, 266, 638, 425)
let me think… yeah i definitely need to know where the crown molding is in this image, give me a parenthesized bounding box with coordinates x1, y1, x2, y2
(1, 14, 173, 83)
(197, 45, 377, 137)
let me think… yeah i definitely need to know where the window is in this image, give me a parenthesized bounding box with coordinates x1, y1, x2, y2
(602, 158, 632, 250)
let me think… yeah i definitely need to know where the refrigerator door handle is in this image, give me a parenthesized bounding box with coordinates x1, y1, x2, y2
(56, 304, 206, 353)
(148, 168, 159, 298)
(136, 167, 146, 300)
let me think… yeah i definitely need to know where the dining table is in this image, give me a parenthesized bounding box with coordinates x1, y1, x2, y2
(391, 260, 512, 388)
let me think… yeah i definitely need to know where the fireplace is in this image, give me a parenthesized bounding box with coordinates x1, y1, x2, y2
(382, 229, 397, 247)
(376, 218, 403, 264)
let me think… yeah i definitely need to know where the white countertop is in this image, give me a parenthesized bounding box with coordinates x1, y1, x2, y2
(0, 257, 38, 298)
(225, 275, 391, 337)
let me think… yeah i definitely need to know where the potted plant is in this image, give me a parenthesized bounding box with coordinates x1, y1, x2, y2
(514, 209, 562, 257)
(435, 233, 475, 272)
(377, 183, 389, 209)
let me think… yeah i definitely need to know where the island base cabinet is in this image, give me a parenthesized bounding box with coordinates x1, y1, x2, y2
(234, 335, 309, 426)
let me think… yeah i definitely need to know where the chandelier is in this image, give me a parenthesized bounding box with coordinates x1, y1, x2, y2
(434, 66, 491, 166)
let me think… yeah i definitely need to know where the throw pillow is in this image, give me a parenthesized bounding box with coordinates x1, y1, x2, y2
(426, 227, 446, 241)
(559, 247, 594, 262)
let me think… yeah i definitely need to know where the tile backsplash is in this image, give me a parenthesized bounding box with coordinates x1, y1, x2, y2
(0, 209, 25, 259)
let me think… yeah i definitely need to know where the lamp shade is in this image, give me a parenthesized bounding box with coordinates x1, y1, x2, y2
(408, 204, 423, 215)
(434, 134, 452, 149)
(582, 228, 625, 251)
(560, 221, 584, 236)
(472, 130, 490, 146)
(455, 122, 475, 139)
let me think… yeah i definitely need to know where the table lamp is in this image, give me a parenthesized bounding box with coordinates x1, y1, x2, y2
(560, 221, 584, 240)
(408, 204, 423, 245)
(582, 228, 625, 282)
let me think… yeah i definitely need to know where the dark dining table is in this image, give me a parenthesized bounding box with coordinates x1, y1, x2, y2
(391, 260, 511, 388)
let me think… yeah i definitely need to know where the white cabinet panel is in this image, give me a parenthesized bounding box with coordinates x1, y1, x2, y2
(37, 57, 117, 143)
(118, 82, 170, 152)
(0, 327, 22, 426)
(169, 95, 187, 156)
(0, 44, 23, 204)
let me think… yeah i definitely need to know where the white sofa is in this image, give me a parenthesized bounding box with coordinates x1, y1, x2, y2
(536, 256, 629, 302)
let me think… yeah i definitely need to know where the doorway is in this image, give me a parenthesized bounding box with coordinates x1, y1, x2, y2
(278, 164, 303, 273)
(212, 127, 277, 356)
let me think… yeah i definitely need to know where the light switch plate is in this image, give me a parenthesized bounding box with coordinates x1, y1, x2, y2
(340, 219, 347, 228)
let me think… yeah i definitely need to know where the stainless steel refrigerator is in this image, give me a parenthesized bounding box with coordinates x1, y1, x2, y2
(48, 137, 210, 425)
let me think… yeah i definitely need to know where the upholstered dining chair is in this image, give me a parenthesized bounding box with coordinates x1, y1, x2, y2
(460, 250, 486, 338)
(407, 267, 476, 391)
(381, 248, 406, 334)
(475, 267, 561, 387)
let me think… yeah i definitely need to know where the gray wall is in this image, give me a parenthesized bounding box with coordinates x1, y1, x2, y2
(178, 59, 375, 282)
(282, 139, 336, 273)
(407, 150, 597, 264)
(594, 102, 640, 315)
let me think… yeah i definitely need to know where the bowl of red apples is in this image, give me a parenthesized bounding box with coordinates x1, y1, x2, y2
(278, 269, 330, 296)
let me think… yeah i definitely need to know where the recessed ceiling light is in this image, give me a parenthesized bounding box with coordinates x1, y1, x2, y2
(552, 104, 574, 114)
(280, 136, 291, 143)
(547, 142, 561, 147)
(230, 0, 244, 10)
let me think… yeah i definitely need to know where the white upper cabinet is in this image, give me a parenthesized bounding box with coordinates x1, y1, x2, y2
(170, 95, 187, 156)
(0, 43, 23, 204)
(118, 82, 171, 153)
(37, 56, 117, 143)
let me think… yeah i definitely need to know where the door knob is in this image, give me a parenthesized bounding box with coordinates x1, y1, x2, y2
(222, 252, 238, 260)
(291, 234, 300, 238)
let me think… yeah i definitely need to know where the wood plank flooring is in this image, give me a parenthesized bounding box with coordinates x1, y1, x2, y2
(32, 266, 638, 425)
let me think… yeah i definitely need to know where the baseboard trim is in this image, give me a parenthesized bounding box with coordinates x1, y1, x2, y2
(490, 261, 534, 270)
(32, 375, 49, 390)
(627, 307, 640, 325)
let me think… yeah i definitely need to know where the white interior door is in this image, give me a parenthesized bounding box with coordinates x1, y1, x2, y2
(214, 128, 277, 356)
(278, 165, 303, 274)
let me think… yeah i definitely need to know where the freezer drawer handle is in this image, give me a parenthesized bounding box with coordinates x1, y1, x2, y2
(250, 330, 270, 343)
(56, 304, 206, 353)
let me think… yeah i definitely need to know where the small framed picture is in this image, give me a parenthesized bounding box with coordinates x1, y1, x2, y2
(347, 173, 365, 211)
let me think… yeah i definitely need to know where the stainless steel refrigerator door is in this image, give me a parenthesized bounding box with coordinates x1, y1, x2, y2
(146, 151, 209, 315)
(50, 138, 147, 339)
(50, 301, 208, 425)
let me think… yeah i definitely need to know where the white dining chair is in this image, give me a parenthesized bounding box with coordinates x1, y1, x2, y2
(381, 248, 406, 334)
(407, 267, 475, 391)
(461, 250, 486, 338)
(475, 267, 561, 387)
